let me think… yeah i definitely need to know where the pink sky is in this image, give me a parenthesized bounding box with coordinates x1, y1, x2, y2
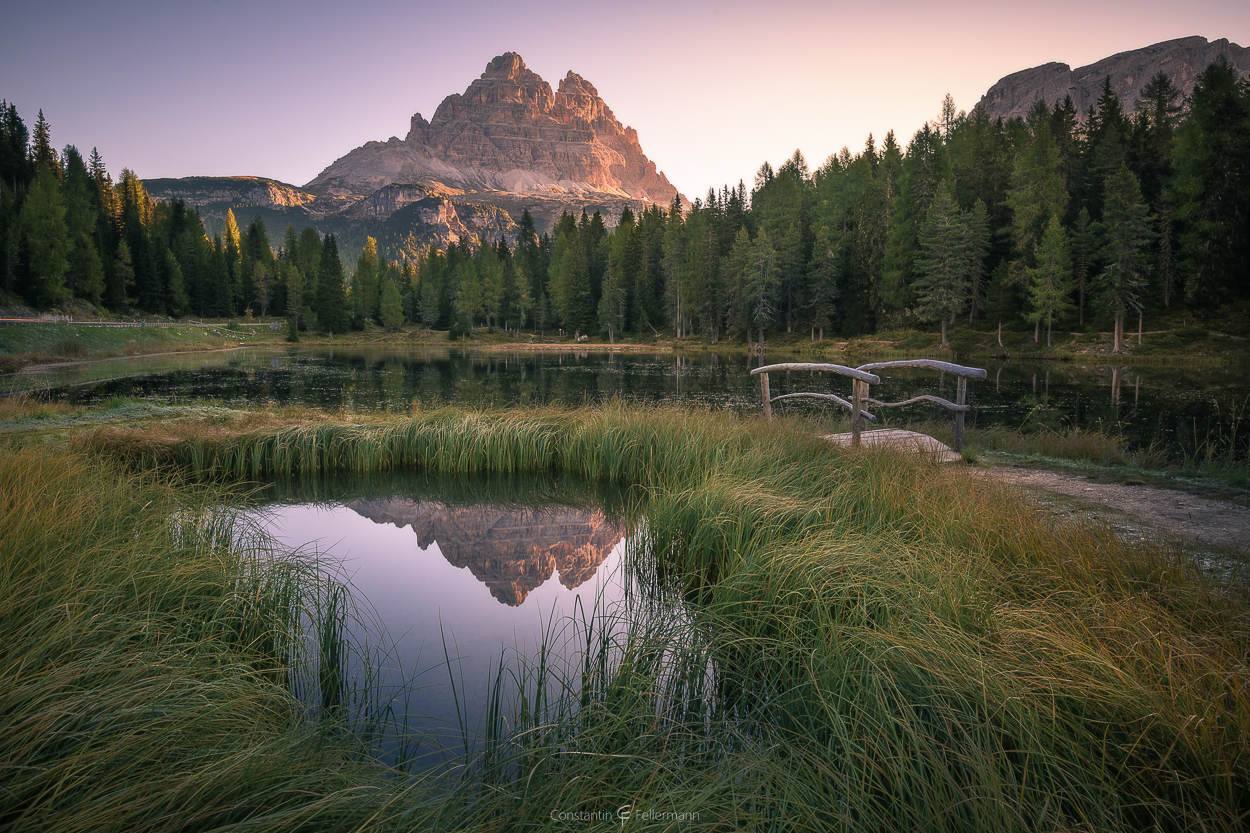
(3, 0, 1247, 199)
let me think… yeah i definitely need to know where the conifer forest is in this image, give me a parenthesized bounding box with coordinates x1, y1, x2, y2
(2, 59, 1247, 349)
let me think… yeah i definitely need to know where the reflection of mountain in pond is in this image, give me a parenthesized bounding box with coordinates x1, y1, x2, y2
(346, 499, 626, 606)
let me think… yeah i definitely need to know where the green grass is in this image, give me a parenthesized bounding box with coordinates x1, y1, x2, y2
(9, 405, 1250, 830)
(0, 322, 283, 362)
(0, 447, 432, 831)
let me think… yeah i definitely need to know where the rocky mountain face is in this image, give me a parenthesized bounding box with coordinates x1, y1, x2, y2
(347, 498, 626, 607)
(143, 53, 682, 262)
(307, 52, 680, 206)
(978, 36, 1250, 123)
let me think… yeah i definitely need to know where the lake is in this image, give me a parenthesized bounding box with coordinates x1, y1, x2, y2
(16, 344, 1250, 456)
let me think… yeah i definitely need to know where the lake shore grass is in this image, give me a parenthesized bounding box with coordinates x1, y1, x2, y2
(0, 404, 1231, 829)
(3, 308, 1248, 372)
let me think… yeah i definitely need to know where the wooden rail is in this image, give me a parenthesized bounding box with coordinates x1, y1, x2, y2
(750, 359, 987, 452)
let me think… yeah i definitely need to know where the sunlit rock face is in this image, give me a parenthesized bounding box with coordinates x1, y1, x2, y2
(978, 36, 1250, 123)
(305, 52, 682, 207)
(346, 498, 626, 606)
(144, 53, 684, 255)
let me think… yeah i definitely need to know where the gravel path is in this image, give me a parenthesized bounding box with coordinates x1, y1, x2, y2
(978, 466, 1249, 552)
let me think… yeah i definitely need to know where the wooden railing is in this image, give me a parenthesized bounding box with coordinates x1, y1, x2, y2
(750, 359, 987, 452)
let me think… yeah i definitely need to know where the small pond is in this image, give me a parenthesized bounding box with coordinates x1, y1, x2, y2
(245, 472, 669, 769)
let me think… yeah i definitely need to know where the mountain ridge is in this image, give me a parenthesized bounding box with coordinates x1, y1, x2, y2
(978, 35, 1250, 122)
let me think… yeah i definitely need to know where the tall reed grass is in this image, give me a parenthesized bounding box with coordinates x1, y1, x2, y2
(0, 447, 425, 831)
(41, 404, 1250, 829)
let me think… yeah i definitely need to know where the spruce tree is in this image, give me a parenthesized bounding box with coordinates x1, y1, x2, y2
(1071, 208, 1092, 325)
(1096, 165, 1154, 352)
(18, 166, 70, 306)
(60, 146, 104, 304)
(284, 260, 302, 341)
(1026, 215, 1075, 346)
(913, 184, 970, 349)
(1168, 56, 1250, 304)
(316, 235, 348, 334)
(745, 228, 780, 350)
(30, 110, 58, 175)
(353, 236, 379, 328)
(380, 275, 403, 332)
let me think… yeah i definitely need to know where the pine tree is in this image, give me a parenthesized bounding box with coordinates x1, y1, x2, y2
(0, 101, 32, 192)
(283, 260, 302, 341)
(353, 236, 379, 328)
(453, 259, 483, 333)
(30, 110, 58, 175)
(379, 275, 403, 332)
(913, 184, 969, 349)
(113, 239, 135, 308)
(662, 196, 686, 337)
(60, 146, 104, 304)
(807, 225, 841, 341)
(164, 249, 189, 316)
(1071, 208, 1092, 325)
(1008, 118, 1067, 258)
(18, 167, 70, 306)
(1026, 215, 1075, 346)
(1096, 165, 1154, 352)
(745, 228, 780, 350)
(316, 235, 348, 334)
(597, 262, 626, 344)
(957, 199, 988, 324)
(1168, 56, 1250, 304)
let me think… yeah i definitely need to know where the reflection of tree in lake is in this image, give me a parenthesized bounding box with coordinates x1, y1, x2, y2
(347, 499, 626, 606)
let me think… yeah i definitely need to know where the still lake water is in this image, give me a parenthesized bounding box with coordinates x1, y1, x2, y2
(20, 344, 1250, 455)
(248, 472, 666, 768)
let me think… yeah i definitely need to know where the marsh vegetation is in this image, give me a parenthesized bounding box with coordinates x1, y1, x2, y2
(3, 403, 1246, 831)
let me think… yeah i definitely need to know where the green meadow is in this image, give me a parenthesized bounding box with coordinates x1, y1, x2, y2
(3, 403, 1248, 831)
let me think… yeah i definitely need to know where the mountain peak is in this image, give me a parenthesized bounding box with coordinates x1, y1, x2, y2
(305, 53, 682, 208)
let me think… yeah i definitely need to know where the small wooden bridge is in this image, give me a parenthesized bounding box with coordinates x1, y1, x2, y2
(751, 360, 988, 462)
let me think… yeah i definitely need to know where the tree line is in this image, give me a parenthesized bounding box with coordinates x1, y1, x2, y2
(3, 56, 1246, 349)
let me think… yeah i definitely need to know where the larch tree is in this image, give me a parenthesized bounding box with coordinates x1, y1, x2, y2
(379, 275, 403, 332)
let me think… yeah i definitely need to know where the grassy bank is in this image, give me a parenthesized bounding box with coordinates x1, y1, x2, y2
(0, 447, 427, 830)
(39, 404, 1242, 830)
(0, 321, 288, 372)
(4, 309, 1248, 375)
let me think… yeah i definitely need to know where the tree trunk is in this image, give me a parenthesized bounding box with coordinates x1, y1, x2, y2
(940, 317, 948, 349)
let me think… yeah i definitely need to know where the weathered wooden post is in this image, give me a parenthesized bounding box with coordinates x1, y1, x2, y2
(760, 372, 772, 420)
(954, 376, 967, 453)
(851, 378, 868, 447)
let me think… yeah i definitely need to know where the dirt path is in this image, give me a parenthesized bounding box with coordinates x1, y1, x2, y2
(978, 466, 1249, 552)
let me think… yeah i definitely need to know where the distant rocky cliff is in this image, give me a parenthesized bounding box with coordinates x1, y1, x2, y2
(978, 36, 1250, 122)
(307, 52, 680, 206)
(143, 53, 682, 261)
(347, 498, 626, 607)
